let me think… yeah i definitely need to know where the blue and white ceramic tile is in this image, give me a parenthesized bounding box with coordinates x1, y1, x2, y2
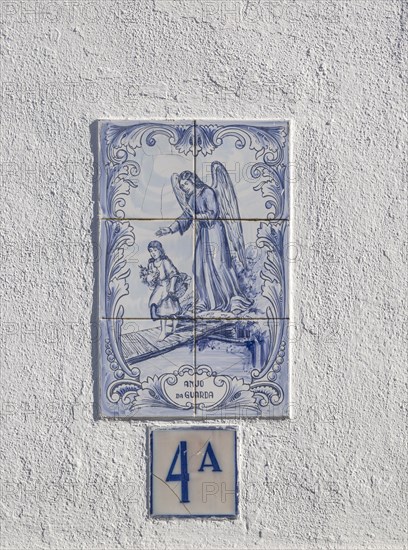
(99, 120, 194, 220)
(150, 427, 238, 518)
(98, 120, 291, 419)
(195, 120, 290, 221)
(195, 319, 290, 419)
(194, 220, 289, 319)
(100, 319, 195, 418)
(99, 219, 194, 319)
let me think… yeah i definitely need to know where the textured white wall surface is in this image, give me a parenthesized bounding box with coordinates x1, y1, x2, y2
(0, 0, 406, 548)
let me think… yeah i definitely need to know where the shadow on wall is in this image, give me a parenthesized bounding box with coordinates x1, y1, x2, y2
(89, 121, 101, 421)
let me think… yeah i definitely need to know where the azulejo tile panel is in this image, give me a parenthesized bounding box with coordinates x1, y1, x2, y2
(98, 120, 291, 419)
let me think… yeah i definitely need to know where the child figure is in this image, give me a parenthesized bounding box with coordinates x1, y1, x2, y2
(140, 241, 188, 341)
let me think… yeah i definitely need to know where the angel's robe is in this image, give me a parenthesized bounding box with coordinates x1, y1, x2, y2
(169, 184, 251, 313)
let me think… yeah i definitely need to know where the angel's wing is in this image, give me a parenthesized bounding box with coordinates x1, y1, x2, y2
(211, 161, 247, 269)
(171, 173, 193, 216)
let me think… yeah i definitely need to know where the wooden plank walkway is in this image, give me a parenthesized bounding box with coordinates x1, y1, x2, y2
(122, 322, 194, 365)
(121, 320, 237, 365)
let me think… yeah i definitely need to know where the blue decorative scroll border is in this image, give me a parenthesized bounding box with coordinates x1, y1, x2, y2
(100, 121, 289, 416)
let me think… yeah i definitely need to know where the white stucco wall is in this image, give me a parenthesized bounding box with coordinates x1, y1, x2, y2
(0, 1, 406, 548)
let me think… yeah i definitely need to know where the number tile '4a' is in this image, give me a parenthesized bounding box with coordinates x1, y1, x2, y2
(150, 427, 238, 518)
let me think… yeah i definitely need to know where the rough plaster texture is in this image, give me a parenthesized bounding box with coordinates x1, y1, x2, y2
(0, 0, 406, 549)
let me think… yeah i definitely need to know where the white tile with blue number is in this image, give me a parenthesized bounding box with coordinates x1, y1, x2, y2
(150, 427, 238, 518)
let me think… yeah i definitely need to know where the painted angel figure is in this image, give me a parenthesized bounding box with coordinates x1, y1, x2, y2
(156, 162, 252, 315)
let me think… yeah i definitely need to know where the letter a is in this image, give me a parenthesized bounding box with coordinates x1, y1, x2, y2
(198, 442, 222, 472)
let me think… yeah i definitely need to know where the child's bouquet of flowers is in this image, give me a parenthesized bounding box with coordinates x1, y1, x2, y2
(139, 265, 159, 287)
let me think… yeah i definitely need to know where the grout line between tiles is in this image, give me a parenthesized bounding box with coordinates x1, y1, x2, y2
(193, 118, 197, 414)
(101, 317, 290, 321)
(193, 316, 197, 418)
(101, 218, 192, 221)
(100, 217, 290, 222)
(193, 119, 197, 337)
(101, 317, 194, 321)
